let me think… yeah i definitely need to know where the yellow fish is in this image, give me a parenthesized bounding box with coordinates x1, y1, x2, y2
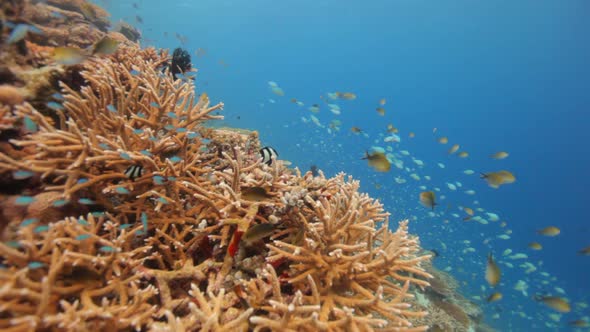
(491, 151, 509, 159)
(242, 223, 275, 245)
(448, 144, 460, 154)
(485, 253, 501, 287)
(363, 151, 391, 172)
(537, 226, 560, 236)
(578, 246, 590, 255)
(379, 98, 386, 106)
(386, 124, 398, 133)
(486, 292, 503, 303)
(569, 320, 590, 327)
(419, 191, 437, 210)
(528, 242, 543, 250)
(241, 187, 273, 202)
(376, 107, 386, 116)
(409, 132, 415, 138)
(535, 296, 571, 313)
(338, 92, 357, 100)
(92, 36, 120, 55)
(480, 170, 516, 189)
(53, 47, 88, 65)
(438, 137, 448, 144)
(458, 151, 469, 158)
(350, 126, 362, 134)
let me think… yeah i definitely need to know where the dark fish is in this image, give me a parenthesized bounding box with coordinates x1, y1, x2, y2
(124, 164, 144, 181)
(427, 249, 439, 258)
(259, 146, 278, 166)
(136, 15, 143, 24)
(241, 187, 273, 202)
(310, 165, 319, 177)
(242, 223, 275, 245)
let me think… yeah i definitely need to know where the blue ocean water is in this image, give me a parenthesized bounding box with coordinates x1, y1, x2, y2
(105, 0, 590, 330)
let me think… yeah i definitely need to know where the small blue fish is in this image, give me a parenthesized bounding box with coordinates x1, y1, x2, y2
(169, 156, 182, 163)
(140, 150, 152, 156)
(167, 176, 177, 182)
(7, 24, 29, 44)
(164, 124, 175, 131)
(99, 246, 116, 253)
(78, 198, 95, 205)
(77, 218, 89, 225)
(107, 104, 117, 113)
(119, 223, 133, 230)
(120, 152, 132, 160)
(141, 212, 148, 232)
(51, 11, 66, 19)
(187, 132, 198, 139)
(28, 261, 45, 269)
(15, 196, 35, 206)
(150, 102, 159, 108)
(90, 211, 105, 217)
(133, 129, 144, 134)
(115, 187, 130, 194)
(13, 170, 34, 180)
(98, 143, 111, 150)
(20, 218, 39, 227)
(51, 93, 64, 100)
(23, 117, 38, 133)
(27, 25, 43, 35)
(177, 127, 187, 133)
(157, 197, 169, 204)
(75, 234, 91, 241)
(167, 112, 177, 118)
(137, 112, 147, 118)
(149, 136, 158, 142)
(52, 199, 68, 207)
(152, 175, 165, 185)
(6, 241, 21, 248)
(47, 101, 64, 110)
(34, 225, 49, 233)
(130, 69, 140, 76)
(77, 178, 89, 184)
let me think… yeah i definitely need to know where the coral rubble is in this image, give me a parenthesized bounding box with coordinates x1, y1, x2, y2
(0, 1, 476, 331)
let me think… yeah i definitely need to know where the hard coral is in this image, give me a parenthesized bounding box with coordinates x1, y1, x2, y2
(0, 85, 25, 105)
(0, 29, 433, 332)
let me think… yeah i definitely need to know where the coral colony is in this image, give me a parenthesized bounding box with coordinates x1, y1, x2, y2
(0, 1, 489, 331)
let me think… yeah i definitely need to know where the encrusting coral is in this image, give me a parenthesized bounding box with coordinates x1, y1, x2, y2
(0, 3, 436, 332)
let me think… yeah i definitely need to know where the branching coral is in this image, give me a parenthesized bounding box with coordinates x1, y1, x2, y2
(0, 24, 433, 332)
(259, 176, 432, 331)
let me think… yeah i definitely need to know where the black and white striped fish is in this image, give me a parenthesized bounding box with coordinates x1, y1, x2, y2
(124, 164, 144, 181)
(259, 146, 278, 166)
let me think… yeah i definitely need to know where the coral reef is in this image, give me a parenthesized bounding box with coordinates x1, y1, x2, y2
(409, 262, 491, 331)
(0, 2, 498, 331)
(0, 28, 434, 332)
